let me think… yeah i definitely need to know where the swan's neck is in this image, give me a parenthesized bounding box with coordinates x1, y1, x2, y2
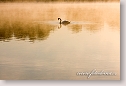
(59, 19, 62, 24)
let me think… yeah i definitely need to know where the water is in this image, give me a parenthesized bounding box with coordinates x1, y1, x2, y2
(0, 2, 120, 80)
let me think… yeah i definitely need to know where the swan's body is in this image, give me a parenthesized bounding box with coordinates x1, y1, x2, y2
(58, 18, 70, 25)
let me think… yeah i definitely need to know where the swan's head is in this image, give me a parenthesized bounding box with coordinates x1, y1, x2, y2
(58, 18, 61, 20)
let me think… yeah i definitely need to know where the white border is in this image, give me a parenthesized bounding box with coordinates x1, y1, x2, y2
(0, 0, 125, 86)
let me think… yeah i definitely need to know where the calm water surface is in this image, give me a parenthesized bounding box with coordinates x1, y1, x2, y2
(0, 2, 120, 80)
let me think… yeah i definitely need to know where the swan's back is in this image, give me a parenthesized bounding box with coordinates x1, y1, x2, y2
(62, 20, 70, 24)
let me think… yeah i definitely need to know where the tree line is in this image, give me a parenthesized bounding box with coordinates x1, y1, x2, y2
(0, 0, 120, 2)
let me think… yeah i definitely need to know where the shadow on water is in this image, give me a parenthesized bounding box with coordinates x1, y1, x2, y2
(68, 24, 82, 33)
(58, 20, 102, 33)
(0, 21, 56, 42)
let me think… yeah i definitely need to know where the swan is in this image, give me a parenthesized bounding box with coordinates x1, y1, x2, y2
(58, 18, 70, 25)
